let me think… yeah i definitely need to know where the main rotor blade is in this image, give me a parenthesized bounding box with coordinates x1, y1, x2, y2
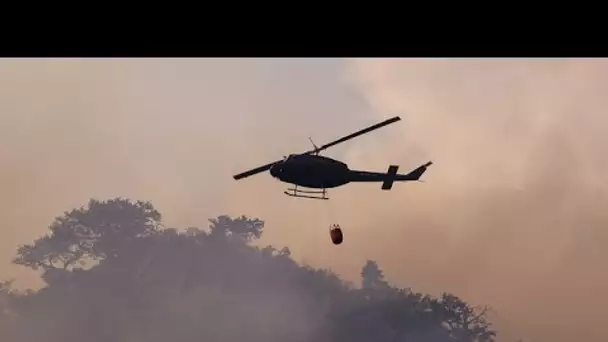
(233, 160, 280, 180)
(305, 116, 401, 154)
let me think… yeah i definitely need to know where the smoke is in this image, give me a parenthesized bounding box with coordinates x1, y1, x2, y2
(2, 58, 607, 341)
(0, 57, 379, 299)
(333, 58, 608, 342)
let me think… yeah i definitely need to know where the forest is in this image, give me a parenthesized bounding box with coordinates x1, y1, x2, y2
(0, 198, 499, 342)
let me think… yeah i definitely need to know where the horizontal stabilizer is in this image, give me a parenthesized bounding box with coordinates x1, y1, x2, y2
(345, 161, 433, 185)
(381, 165, 399, 190)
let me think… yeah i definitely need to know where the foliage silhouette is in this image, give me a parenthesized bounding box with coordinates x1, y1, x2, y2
(1, 197, 498, 342)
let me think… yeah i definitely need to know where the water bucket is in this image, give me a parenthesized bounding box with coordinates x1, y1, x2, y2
(329, 224, 343, 245)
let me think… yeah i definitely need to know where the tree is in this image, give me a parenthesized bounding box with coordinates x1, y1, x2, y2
(361, 260, 390, 290)
(434, 292, 496, 342)
(0, 280, 13, 315)
(0, 280, 20, 340)
(207, 214, 264, 242)
(4, 198, 501, 342)
(13, 198, 162, 273)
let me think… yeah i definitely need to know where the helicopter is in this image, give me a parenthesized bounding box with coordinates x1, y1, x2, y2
(232, 116, 432, 200)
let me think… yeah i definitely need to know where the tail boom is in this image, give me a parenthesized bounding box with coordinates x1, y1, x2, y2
(396, 161, 433, 182)
(348, 161, 433, 190)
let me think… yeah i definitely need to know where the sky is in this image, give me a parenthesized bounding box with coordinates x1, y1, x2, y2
(1, 58, 608, 342)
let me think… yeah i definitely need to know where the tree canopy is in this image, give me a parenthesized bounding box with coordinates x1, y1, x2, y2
(1, 197, 501, 342)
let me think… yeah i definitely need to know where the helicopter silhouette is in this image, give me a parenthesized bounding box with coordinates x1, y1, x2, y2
(233, 116, 432, 200)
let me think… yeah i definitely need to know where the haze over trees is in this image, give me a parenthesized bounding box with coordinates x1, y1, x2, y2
(1, 198, 500, 342)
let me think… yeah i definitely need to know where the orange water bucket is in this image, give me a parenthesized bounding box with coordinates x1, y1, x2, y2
(329, 224, 343, 245)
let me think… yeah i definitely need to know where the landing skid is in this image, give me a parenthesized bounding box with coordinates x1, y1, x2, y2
(284, 186, 329, 200)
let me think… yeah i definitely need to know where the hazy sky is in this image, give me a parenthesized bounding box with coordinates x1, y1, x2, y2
(2, 58, 608, 342)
